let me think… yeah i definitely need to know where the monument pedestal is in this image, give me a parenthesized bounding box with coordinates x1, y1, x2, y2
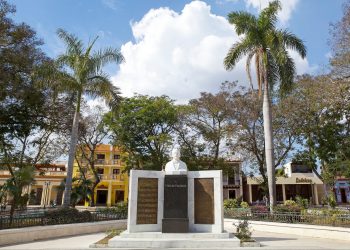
(108, 231, 240, 249)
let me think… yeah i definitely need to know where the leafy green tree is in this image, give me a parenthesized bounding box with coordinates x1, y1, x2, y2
(292, 75, 350, 195)
(0, 0, 71, 219)
(1, 166, 35, 224)
(175, 84, 236, 171)
(50, 29, 124, 207)
(106, 95, 178, 171)
(224, 0, 306, 210)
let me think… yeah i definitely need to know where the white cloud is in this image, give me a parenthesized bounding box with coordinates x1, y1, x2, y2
(244, 0, 299, 25)
(85, 97, 109, 114)
(113, 1, 312, 102)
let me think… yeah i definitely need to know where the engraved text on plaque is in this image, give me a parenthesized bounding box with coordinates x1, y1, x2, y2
(136, 178, 158, 224)
(194, 178, 214, 224)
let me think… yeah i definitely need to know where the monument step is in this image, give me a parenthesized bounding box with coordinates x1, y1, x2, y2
(119, 231, 233, 239)
(108, 237, 240, 249)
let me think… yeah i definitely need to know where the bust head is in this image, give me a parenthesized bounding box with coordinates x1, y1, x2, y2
(171, 146, 181, 161)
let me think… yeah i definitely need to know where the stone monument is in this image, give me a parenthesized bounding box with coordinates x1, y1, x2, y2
(108, 146, 240, 249)
(162, 146, 188, 233)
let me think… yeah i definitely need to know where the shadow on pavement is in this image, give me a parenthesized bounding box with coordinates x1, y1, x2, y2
(254, 236, 297, 242)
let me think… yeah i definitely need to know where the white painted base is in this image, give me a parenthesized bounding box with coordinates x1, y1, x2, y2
(108, 231, 240, 249)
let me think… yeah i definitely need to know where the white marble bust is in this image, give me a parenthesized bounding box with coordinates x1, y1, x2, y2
(164, 147, 187, 174)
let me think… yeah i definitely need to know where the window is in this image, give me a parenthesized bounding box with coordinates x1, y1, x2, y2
(97, 168, 104, 174)
(228, 176, 236, 185)
(292, 165, 312, 173)
(113, 169, 120, 175)
(96, 154, 105, 160)
(228, 190, 236, 199)
(114, 154, 120, 159)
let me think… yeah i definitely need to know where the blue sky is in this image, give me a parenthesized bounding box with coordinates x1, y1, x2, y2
(10, 0, 345, 101)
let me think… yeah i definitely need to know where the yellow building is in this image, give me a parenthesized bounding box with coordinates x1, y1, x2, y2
(0, 163, 66, 207)
(74, 144, 129, 207)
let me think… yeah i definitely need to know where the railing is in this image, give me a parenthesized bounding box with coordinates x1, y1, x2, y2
(224, 209, 350, 228)
(79, 159, 121, 165)
(0, 170, 66, 177)
(100, 174, 125, 181)
(0, 210, 127, 230)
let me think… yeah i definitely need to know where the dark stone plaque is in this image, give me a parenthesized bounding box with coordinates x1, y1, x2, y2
(136, 178, 158, 224)
(162, 175, 189, 233)
(194, 178, 214, 224)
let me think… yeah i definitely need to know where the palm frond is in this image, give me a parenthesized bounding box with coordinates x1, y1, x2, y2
(224, 38, 253, 70)
(57, 28, 83, 56)
(258, 0, 281, 31)
(228, 11, 257, 35)
(255, 51, 262, 96)
(246, 51, 255, 91)
(91, 47, 124, 72)
(278, 30, 307, 58)
(85, 73, 114, 100)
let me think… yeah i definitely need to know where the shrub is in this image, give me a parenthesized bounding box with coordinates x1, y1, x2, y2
(43, 207, 93, 225)
(274, 204, 301, 214)
(327, 194, 337, 209)
(235, 220, 252, 241)
(224, 199, 239, 209)
(284, 199, 297, 206)
(251, 205, 268, 213)
(97, 202, 128, 218)
(240, 201, 249, 208)
(295, 196, 309, 209)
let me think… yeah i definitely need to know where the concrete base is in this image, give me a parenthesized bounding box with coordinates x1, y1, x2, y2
(108, 231, 240, 249)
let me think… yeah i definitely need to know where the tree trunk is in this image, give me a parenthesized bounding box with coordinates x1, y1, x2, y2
(9, 198, 16, 226)
(90, 180, 99, 207)
(262, 79, 276, 212)
(63, 110, 80, 207)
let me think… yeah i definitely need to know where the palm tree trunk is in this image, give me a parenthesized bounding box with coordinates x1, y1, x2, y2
(262, 79, 277, 212)
(63, 109, 80, 207)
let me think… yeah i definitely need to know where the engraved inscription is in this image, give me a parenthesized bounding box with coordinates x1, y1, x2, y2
(194, 178, 214, 224)
(137, 178, 158, 224)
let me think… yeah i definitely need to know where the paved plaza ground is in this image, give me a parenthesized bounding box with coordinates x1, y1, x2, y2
(0, 231, 349, 250)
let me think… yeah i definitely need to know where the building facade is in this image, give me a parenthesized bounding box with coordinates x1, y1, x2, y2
(0, 163, 67, 207)
(222, 160, 243, 200)
(335, 178, 350, 204)
(74, 144, 129, 206)
(244, 162, 325, 205)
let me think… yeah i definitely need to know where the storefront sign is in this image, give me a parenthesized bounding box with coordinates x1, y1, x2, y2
(296, 177, 312, 183)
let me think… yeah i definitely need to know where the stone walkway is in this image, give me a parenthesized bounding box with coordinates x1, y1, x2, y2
(0, 231, 349, 249)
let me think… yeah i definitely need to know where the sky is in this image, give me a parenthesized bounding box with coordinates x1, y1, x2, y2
(10, 0, 345, 103)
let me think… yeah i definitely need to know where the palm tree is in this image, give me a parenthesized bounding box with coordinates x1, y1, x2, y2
(54, 29, 124, 207)
(224, 0, 306, 211)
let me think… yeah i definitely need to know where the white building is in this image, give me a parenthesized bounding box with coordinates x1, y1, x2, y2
(245, 162, 325, 205)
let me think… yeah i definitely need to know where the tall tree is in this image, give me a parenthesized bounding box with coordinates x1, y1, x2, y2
(224, 0, 306, 210)
(0, 0, 71, 220)
(329, 0, 350, 80)
(175, 84, 235, 170)
(76, 105, 110, 206)
(228, 86, 302, 192)
(106, 95, 178, 171)
(52, 29, 124, 207)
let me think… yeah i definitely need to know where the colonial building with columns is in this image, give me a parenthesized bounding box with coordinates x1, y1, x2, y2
(0, 163, 67, 207)
(244, 162, 325, 205)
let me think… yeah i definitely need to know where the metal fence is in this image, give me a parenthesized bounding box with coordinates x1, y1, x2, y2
(0, 210, 127, 230)
(224, 209, 350, 228)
